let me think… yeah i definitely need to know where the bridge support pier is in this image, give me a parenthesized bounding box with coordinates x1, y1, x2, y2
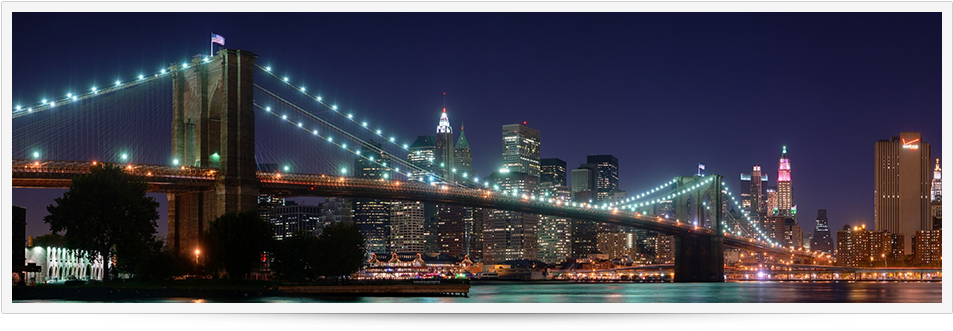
(168, 49, 259, 254)
(673, 234, 725, 282)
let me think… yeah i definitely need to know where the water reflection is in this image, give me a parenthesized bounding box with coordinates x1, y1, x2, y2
(15, 281, 941, 304)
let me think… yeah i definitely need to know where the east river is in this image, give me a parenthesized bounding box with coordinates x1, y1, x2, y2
(15, 281, 941, 303)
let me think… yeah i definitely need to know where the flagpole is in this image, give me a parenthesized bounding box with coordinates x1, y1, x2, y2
(210, 33, 213, 57)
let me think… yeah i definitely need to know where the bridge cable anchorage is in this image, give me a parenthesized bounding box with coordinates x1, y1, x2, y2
(253, 85, 467, 187)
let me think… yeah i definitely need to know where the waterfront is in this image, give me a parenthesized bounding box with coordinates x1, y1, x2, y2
(14, 281, 941, 303)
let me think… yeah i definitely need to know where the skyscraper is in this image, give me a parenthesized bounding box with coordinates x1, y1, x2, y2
(435, 108, 454, 181)
(454, 125, 473, 181)
(571, 168, 593, 194)
(810, 209, 834, 254)
(483, 170, 539, 263)
(777, 146, 793, 216)
(354, 144, 392, 255)
(408, 135, 436, 182)
(750, 165, 764, 219)
(740, 172, 768, 214)
(931, 158, 942, 203)
(540, 158, 567, 195)
(390, 200, 425, 253)
(587, 155, 619, 201)
(874, 132, 932, 254)
(502, 122, 541, 177)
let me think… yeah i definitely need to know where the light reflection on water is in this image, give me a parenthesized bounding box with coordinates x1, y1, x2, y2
(16, 281, 941, 303)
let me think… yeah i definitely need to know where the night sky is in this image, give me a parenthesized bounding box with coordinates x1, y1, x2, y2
(11, 12, 942, 240)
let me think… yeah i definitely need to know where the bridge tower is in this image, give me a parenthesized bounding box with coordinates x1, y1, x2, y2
(167, 49, 259, 254)
(672, 175, 725, 282)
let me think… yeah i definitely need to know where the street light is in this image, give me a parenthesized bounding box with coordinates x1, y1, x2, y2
(194, 248, 201, 264)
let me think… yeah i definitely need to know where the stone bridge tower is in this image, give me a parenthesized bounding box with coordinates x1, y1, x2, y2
(672, 175, 725, 282)
(168, 49, 259, 254)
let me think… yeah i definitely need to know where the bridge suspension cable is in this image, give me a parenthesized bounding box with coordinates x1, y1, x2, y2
(253, 84, 474, 187)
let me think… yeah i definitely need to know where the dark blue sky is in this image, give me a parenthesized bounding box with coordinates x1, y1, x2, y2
(12, 12, 942, 239)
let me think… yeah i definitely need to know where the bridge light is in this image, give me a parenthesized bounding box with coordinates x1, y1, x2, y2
(317, 96, 322, 101)
(28, 108, 32, 112)
(33, 152, 39, 159)
(42, 99, 47, 104)
(313, 130, 318, 135)
(138, 75, 144, 80)
(390, 137, 395, 142)
(383, 173, 389, 179)
(173, 159, 179, 165)
(49, 102, 55, 107)
(283, 77, 289, 82)
(362, 122, 367, 127)
(72, 96, 78, 101)
(67, 93, 72, 98)
(347, 113, 353, 119)
(284, 166, 290, 172)
(332, 105, 337, 110)
(266, 107, 271, 111)
(182, 63, 189, 68)
(301, 87, 306, 92)
(121, 153, 128, 161)
(342, 143, 347, 149)
(402, 144, 408, 149)
(203, 57, 209, 63)
(115, 80, 121, 86)
(368, 156, 374, 161)
(282, 115, 287, 120)
(265, 66, 271, 71)
(161, 69, 167, 74)
(298, 122, 302, 127)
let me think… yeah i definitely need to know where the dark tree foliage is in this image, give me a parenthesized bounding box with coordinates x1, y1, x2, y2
(128, 239, 192, 281)
(313, 222, 366, 282)
(272, 232, 321, 282)
(44, 163, 159, 282)
(33, 233, 68, 248)
(204, 211, 274, 279)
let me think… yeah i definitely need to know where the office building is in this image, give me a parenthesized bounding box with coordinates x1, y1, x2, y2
(454, 125, 473, 182)
(740, 172, 768, 213)
(408, 135, 436, 182)
(874, 132, 932, 254)
(571, 168, 593, 193)
(538, 215, 572, 265)
(483, 170, 539, 263)
(502, 122, 541, 177)
(587, 155, 619, 201)
(438, 204, 466, 258)
(810, 209, 834, 254)
(913, 229, 942, 266)
(836, 224, 904, 267)
(390, 200, 426, 254)
(540, 158, 567, 195)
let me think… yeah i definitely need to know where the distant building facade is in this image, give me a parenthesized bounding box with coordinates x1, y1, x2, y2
(874, 132, 932, 254)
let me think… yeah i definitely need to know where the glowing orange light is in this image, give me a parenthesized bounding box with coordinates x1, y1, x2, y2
(92, 161, 97, 165)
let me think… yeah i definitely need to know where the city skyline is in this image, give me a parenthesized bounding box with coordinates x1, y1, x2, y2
(11, 12, 942, 241)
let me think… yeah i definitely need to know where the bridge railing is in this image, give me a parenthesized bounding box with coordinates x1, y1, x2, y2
(12, 159, 217, 181)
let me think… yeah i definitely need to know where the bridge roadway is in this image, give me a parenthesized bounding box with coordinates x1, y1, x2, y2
(12, 160, 820, 260)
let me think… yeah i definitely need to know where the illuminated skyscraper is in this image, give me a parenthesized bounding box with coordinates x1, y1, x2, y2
(454, 125, 473, 182)
(408, 135, 436, 182)
(390, 200, 425, 253)
(777, 146, 793, 216)
(750, 165, 763, 220)
(435, 108, 454, 181)
(483, 170, 539, 263)
(931, 158, 942, 202)
(502, 122, 541, 177)
(740, 172, 768, 214)
(810, 209, 834, 254)
(587, 155, 619, 201)
(874, 132, 932, 254)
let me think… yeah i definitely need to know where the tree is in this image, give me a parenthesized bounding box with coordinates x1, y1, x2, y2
(44, 162, 159, 283)
(272, 232, 321, 283)
(313, 222, 366, 282)
(204, 211, 274, 279)
(32, 233, 67, 248)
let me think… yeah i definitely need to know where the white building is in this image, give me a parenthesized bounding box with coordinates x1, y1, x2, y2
(24, 246, 108, 284)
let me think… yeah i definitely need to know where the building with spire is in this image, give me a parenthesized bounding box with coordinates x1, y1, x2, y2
(435, 108, 454, 182)
(454, 125, 473, 182)
(777, 146, 793, 217)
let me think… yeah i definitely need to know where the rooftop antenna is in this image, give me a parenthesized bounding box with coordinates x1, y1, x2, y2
(443, 92, 446, 112)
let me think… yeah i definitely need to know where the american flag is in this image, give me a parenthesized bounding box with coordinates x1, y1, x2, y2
(211, 33, 225, 46)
